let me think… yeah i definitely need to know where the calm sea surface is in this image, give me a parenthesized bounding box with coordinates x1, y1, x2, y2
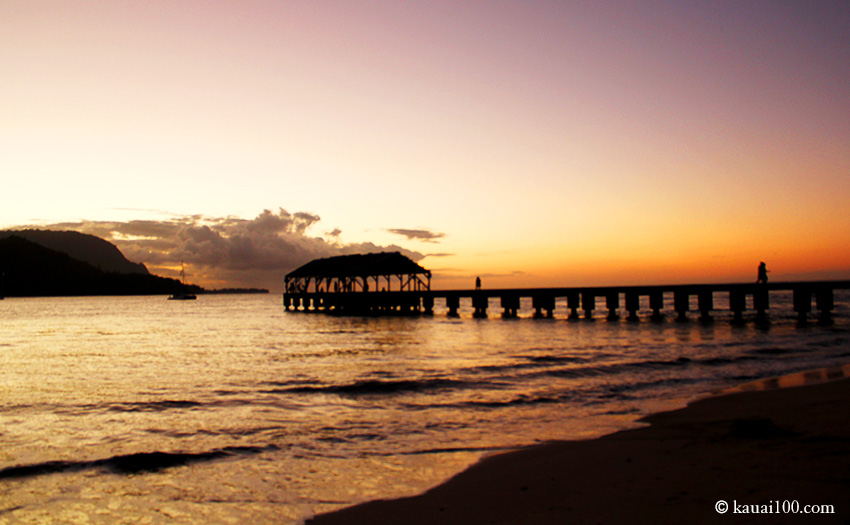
(1, 293, 848, 523)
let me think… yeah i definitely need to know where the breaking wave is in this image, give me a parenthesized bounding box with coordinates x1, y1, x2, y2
(0, 445, 278, 480)
(265, 378, 476, 396)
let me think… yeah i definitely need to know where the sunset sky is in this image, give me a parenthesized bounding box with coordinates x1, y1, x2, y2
(2, 1, 849, 291)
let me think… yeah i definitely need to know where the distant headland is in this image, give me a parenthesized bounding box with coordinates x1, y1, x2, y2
(0, 230, 268, 297)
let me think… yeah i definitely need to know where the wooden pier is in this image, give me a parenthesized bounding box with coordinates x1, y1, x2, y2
(284, 281, 850, 324)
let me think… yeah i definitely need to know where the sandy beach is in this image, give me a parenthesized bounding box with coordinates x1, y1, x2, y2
(308, 366, 850, 524)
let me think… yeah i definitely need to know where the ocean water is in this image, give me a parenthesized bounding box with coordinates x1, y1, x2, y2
(1, 292, 848, 523)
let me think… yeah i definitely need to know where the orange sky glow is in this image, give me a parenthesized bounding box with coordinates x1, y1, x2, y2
(1, 1, 848, 291)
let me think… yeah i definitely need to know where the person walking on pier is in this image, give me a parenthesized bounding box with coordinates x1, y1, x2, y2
(757, 262, 769, 284)
(475, 276, 481, 290)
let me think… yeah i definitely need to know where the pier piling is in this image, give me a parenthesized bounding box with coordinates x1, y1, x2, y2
(422, 294, 434, 315)
(649, 291, 664, 321)
(567, 292, 581, 320)
(793, 288, 812, 323)
(472, 294, 488, 318)
(446, 296, 460, 318)
(754, 287, 769, 322)
(606, 293, 620, 321)
(625, 292, 640, 322)
(501, 295, 520, 318)
(674, 291, 690, 322)
(730, 290, 746, 323)
(533, 295, 555, 318)
(698, 290, 713, 322)
(816, 289, 834, 324)
(582, 293, 596, 319)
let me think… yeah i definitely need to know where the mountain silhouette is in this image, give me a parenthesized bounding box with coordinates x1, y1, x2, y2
(0, 230, 149, 275)
(0, 235, 201, 297)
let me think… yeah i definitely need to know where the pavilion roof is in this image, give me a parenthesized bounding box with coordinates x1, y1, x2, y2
(285, 252, 430, 280)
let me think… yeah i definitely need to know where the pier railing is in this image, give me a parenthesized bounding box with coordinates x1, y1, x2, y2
(284, 280, 850, 323)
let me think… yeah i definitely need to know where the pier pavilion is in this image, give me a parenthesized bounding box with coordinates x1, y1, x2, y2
(284, 252, 432, 315)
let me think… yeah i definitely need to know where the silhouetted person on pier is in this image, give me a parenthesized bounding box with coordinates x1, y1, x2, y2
(475, 276, 481, 290)
(757, 262, 769, 284)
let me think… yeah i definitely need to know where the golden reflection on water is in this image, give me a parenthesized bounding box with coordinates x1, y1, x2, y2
(2, 293, 849, 524)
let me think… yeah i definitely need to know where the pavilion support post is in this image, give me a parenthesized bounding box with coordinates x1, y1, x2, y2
(326, 294, 338, 313)
(402, 294, 417, 314)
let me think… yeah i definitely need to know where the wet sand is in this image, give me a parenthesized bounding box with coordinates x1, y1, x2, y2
(308, 365, 850, 524)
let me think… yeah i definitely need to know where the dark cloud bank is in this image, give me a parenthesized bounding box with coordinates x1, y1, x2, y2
(43, 209, 433, 291)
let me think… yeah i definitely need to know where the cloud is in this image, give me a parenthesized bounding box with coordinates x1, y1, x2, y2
(386, 228, 445, 243)
(32, 209, 425, 291)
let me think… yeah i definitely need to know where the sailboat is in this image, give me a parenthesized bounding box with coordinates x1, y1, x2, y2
(168, 261, 197, 300)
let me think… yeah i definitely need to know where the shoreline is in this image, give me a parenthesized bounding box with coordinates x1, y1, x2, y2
(308, 364, 850, 524)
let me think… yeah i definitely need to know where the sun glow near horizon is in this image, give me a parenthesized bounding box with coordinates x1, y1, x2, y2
(1, 1, 849, 291)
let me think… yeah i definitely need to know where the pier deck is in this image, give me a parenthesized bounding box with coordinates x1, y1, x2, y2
(284, 280, 850, 323)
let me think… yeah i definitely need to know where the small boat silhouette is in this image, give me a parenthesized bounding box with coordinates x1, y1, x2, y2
(168, 261, 196, 301)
